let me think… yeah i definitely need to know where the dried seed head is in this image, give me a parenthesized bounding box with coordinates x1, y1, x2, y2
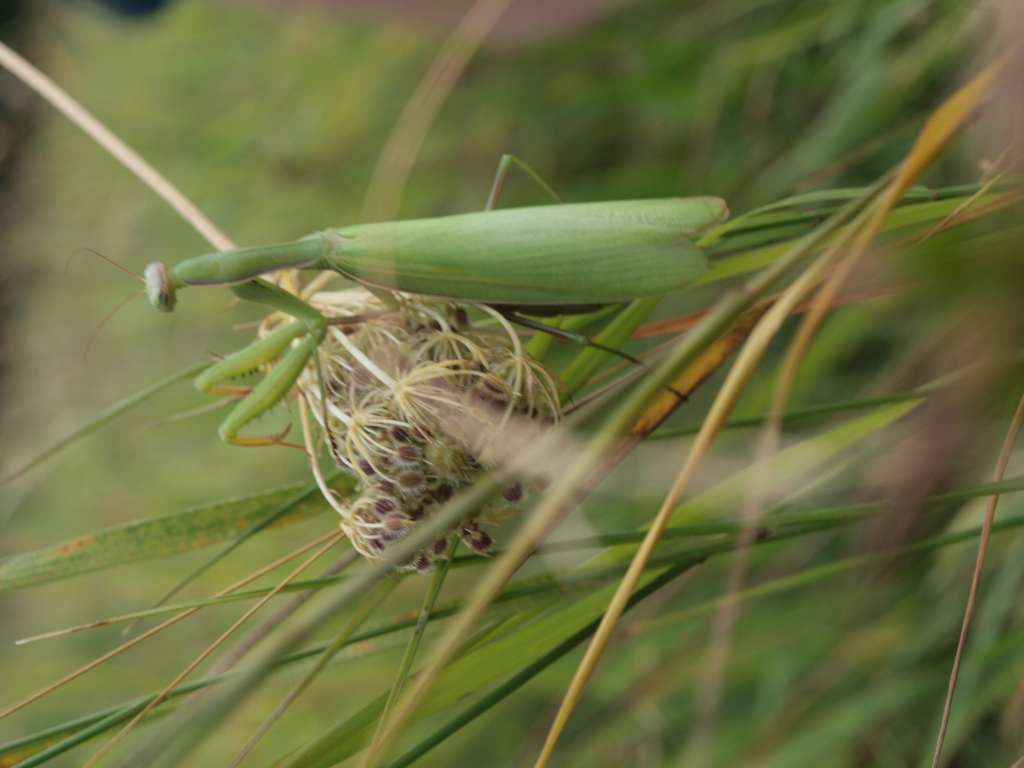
(284, 289, 564, 572)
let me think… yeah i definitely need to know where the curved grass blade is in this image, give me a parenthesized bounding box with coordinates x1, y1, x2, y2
(931, 393, 1024, 767)
(1, 361, 206, 484)
(228, 575, 399, 767)
(699, 188, 1013, 286)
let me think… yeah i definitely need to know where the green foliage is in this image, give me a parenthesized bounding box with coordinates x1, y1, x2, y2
(0, 1, 1021, 766)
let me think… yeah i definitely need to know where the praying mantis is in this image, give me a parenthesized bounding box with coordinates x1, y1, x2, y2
(143, 156, 728, 446)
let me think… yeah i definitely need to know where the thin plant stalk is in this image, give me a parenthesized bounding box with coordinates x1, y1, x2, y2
(79, 530, 346, 768)
(1, 361, 207, 483)
(0, 530, 342, 722)
(533, 57, 1008, 767)
(367, 545, 458, 758)
(228, 575, 399, 767)
(533, 206, 871, 767)
(689, 56, 1011, 764)
(361, 0, 514, 222)
(930, 393, 1024, 768)
(0, 42, 232, 250)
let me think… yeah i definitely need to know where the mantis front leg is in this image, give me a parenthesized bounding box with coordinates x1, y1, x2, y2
(195, 279, 326, 447)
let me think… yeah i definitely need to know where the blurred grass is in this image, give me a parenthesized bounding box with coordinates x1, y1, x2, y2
(0, 0, 1022, 766)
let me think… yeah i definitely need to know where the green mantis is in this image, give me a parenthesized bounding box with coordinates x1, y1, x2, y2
(144, 161, 728, 447)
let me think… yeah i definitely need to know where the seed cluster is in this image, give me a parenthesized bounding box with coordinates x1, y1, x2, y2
(270, 288, 561, 570)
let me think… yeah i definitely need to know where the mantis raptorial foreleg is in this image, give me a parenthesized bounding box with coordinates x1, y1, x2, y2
(194, 279, 326, 446)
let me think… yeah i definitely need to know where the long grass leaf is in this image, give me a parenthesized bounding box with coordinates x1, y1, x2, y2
(0, 478, 352, 591)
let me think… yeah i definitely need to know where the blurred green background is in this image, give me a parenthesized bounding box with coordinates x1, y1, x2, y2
(2, 1, 1023, 766)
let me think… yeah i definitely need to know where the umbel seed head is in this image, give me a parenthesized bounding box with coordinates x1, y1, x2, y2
(144, 262, 178, 312)
(293, 288, 562, 572)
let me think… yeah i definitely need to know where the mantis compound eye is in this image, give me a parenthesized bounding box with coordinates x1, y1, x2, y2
(144, 261, 177, 312)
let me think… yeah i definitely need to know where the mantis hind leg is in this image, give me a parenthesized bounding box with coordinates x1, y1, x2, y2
(485, 153, 561, 211)
(501, 310, 650, 371)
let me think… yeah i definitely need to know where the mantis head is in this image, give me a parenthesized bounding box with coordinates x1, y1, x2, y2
(144, 262, 178, 312)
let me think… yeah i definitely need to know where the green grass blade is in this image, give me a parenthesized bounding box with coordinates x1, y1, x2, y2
(384, 560, 691, 768)
(558, 298, 661, 400)
(0, 476, 352, 591)
(118, 470, 349, 637)
(1, 361, 207, 484)
(375, 546, 456, 734)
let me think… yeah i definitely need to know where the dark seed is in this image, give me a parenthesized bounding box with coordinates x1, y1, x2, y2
(397, 444, 420, 464)
(502, 482, 524, 502)
(460, 524, 493, 554)
(374, 480, 397, 496)
(383, 513, 408, 531)
(379, 528, 403, 543)
(398, 470, 425, 489)
(374, 496, 397, 515)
